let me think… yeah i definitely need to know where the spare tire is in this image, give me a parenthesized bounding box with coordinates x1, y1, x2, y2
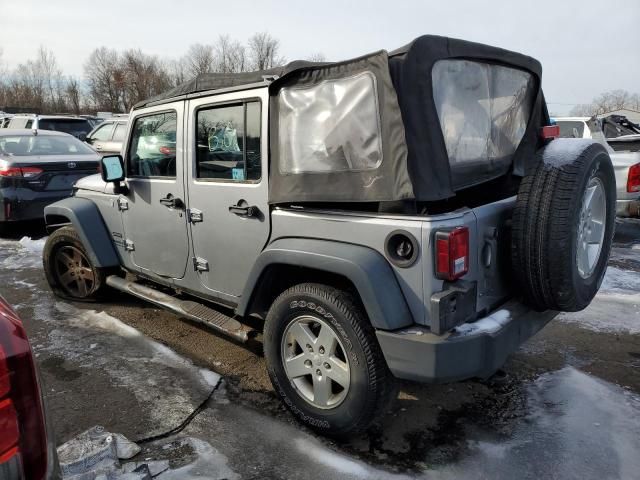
(512, 139, 616, 312)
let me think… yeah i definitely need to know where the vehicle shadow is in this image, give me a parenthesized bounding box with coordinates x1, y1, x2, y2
(0, 220, 48, 240)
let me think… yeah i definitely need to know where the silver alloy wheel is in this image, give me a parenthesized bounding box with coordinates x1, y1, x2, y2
(281, 315, 351, 410)
(576, 176, 607, 279)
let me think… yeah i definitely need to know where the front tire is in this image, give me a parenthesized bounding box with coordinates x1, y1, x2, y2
(264, 283, 394, 437)
(43, 226, 107, 301)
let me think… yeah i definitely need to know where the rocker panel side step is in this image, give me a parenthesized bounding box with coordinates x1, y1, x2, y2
(106, 275, 254, 343)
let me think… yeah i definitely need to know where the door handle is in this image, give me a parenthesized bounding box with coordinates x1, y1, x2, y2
(229, 203, 258, 217)
(95, 145, 103, 151)
(159, 194, 184, 209)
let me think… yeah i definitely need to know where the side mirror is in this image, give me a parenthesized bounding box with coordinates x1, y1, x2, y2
(85, 136, 94, 145)
(101, 155, 125, 183)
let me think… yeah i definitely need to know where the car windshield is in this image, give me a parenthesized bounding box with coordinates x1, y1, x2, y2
(557, 121, 586, 138)
(0, 134, 96, 156)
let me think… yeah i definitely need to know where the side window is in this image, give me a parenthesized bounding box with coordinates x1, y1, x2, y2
(127, 111, 177, 178)
(113, 123, 127, 142)
(91, 123, 114, 141)
(195, 101, 261, 182)
(25, 120, 33, 129)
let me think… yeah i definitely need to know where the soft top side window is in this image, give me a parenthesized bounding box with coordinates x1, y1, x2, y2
(127, 111, 177, 178)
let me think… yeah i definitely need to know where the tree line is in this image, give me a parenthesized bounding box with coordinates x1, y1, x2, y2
(0, 32, 325, 115)
(569, 90, 640, 117)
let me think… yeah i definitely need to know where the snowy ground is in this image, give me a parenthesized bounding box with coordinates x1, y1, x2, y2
(1, 218, 639, 479)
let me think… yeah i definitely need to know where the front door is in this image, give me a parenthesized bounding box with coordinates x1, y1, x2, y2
(120, 102, 190, 279)
(186, 89, 270, 300)
(86, 121, 115, 156)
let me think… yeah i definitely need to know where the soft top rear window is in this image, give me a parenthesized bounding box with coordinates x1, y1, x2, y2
(432, 59, 535, 189)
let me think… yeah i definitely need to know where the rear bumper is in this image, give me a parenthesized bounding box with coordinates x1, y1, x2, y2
(376, 300, 558, 383)
(1, 188, 73, 222)
(616, 199, 640, 217)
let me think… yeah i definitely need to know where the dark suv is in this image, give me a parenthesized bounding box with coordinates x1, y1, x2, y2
(7, 116, 92, 140)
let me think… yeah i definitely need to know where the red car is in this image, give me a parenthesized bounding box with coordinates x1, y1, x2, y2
(0, 296, 59, 480)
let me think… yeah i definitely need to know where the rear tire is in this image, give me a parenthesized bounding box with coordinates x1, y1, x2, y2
(512, 140, 616, 311)
(264, 283, 394, 437)
(43, 226, 109, 301)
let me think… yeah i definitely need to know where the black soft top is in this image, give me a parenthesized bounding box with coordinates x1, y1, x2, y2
(136, 35, 549, 204)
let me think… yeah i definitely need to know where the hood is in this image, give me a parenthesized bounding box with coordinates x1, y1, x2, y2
(74, 173, 109, 193)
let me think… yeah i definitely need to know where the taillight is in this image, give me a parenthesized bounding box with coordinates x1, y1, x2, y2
(0, 167, 23, 177)
(0, 297, 47, 480)
(0, 398, 19, 462)
(0, 166, 43, 178)
(19, 167, 43, 178)
(627, 163, 640, 193)
(435, 227, 470, 281)
(540, 125, 560, 140)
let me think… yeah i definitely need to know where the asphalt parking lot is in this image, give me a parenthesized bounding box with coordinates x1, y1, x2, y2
(1, 219, 639, 479)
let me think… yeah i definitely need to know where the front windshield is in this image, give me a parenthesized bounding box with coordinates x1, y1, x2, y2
(0, 134, 96, 156)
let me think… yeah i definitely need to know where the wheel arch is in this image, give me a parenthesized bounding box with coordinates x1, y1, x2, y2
(237, 238, 415, 330)
(44, 197, 120, 268)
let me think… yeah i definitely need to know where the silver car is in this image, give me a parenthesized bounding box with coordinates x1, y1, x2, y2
(85, 118, 129, 156)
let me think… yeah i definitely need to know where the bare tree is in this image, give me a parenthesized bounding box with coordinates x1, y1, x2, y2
(121, 49, 171, 111)
(306, 53, 327, 63)
(167, 57, 189, 86)
(184, 43, 215, 77)
(215, 35, 247, 73)
(65, 77, 82, 114)
(247, 32, 285, 71)
(85, 47, 124, 111)
(570, 89, 640, 116)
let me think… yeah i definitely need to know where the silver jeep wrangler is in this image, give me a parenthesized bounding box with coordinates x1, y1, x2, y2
(42, 35, 616, 436)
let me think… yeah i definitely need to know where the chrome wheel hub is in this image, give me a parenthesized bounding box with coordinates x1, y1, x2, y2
(576, 177, 606, 279)
(281, 315, 351, 409)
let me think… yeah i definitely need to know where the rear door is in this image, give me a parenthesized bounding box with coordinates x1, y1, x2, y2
(120, 102, 190, 279)
(186, 88, 270, 299)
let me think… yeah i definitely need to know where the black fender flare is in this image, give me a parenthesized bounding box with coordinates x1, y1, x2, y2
(237, 238, 414, 330)
(44, 197, 120, 268)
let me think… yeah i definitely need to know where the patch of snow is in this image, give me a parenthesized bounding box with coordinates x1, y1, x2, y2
(18, 236, 46, 254)
(559, 265, 640, 334)
(454, 309, 511, 336)
(430, 368, 640, 479)
(32, 300, 223, 436)
(558, 294, 640, 334)
(294, 437, 413, 479)
(199, 369, 221, 388)
(600, 266, 640, 294)
(0, 236, 47, 270)
(13, 279, 37, 289)
(156, 437, 238, 480)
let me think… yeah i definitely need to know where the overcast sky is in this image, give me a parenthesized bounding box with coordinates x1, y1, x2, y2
(1, 0, 638, 114)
